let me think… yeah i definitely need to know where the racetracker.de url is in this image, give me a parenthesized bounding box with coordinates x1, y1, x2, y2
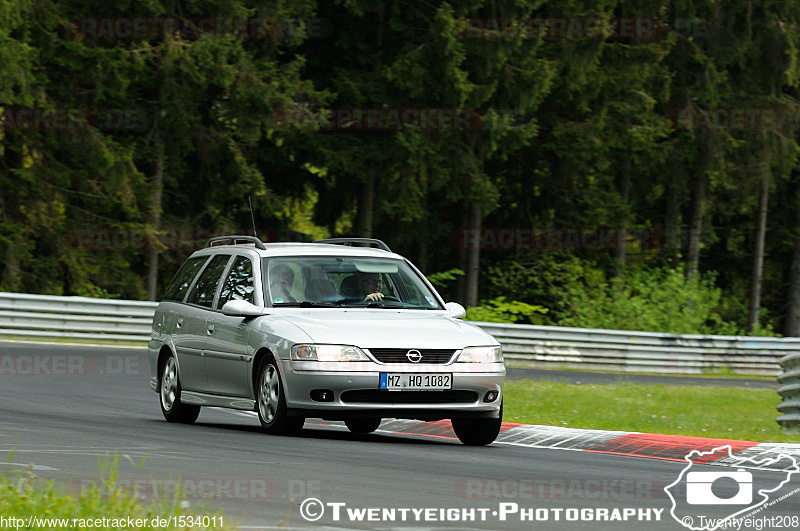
(0, 515, 223, 529)
(298, 499, 665, 522)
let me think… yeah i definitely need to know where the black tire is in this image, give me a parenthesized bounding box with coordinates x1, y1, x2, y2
(451, 400, 503, 446)
(159, 353, 200, 424)
(255, 357, 304, 435)
(344, 418, 381, 434)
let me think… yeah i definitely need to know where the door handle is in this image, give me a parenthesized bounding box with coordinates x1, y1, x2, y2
(176, 318, 183, 329)
(207, 323, 215, 335)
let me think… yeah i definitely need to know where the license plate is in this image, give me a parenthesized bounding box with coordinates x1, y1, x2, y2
(379, 373, 452, 390)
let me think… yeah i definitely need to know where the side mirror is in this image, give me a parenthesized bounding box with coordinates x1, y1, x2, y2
(221, 299, 263, 317)
(445, 302, 467, 319)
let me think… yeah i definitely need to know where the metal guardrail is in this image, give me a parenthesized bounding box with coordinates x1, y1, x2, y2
(0, 292, 793, 375)
(777, 353, 800, 433)
(472, 322, 797, 377)
(0, 292, 157, 342)
(1, 292, 798, 429)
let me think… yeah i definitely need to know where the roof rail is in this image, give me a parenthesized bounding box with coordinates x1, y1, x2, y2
(313, 238, 392, 253)
(205, 235, 266, 250)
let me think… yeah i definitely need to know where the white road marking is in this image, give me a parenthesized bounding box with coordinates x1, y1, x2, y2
(210, 405, 800, 470)
(3, 462, 59, 471)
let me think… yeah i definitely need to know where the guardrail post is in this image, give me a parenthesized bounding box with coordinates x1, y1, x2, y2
(777, 352, 800, 433)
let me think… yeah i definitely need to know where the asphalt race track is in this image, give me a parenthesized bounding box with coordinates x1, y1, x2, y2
(1, 340, 798, 530)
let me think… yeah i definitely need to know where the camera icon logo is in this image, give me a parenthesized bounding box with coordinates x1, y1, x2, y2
(686, 469, 752, 505)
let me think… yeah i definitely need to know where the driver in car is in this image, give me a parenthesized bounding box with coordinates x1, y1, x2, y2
(358, 272, 384, 301)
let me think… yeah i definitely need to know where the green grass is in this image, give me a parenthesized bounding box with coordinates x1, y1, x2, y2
(0, 458, 238, 530)
(503, 380, 800, 443)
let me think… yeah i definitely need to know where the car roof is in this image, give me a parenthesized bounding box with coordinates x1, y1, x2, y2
(193, 242, 405, 260)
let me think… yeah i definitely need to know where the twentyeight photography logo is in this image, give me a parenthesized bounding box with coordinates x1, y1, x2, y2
(665, 446, 799, 530)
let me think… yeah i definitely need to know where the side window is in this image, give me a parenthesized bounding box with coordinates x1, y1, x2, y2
(218, 256, 255, 307)
(163, 256, 208, 301)
(186, 255, 230, 308)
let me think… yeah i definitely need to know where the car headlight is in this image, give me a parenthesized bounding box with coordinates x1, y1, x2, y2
(291, 344, 369, 362)
(457, 346, 503, 363)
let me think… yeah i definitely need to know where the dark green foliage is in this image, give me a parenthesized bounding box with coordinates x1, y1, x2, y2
(2, 0, 800, 336)
(466, 297, 548, 325)
(557, 265, 739, 335)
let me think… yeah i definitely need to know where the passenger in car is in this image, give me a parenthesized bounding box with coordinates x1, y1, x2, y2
(269, 264, 296, 303)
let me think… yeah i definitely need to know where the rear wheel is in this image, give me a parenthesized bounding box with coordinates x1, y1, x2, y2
(451, 401, 502, 446)
(256, 358, 304, 435)
(345, 418, 381, 434)
(159, 354, 200, 424)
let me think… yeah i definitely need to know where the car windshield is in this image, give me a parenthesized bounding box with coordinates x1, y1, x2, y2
(263, 256, 442, 310)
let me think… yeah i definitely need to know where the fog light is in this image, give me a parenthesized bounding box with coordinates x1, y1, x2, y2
(311, 389, 334, 402)
(483, 391, 499, 402)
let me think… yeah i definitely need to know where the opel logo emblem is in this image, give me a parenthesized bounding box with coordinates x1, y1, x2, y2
(406, 349, 423, 363)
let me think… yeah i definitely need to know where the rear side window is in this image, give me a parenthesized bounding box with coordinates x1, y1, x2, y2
(163, 256, 208, 301)
(186, 255, 231, 308)
(218, 256, 255, 307)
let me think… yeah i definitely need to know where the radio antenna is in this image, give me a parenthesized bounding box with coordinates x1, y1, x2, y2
(248, 196, 257, 237)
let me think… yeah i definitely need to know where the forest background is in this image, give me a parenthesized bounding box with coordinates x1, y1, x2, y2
(3, 0, 800, 336)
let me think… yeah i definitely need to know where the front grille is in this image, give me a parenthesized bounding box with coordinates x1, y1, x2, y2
(340, 390, 478, 404)
(367, 348, 456, 364)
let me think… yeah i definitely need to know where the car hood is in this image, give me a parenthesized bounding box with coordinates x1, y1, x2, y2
(271, 309, 496, 349)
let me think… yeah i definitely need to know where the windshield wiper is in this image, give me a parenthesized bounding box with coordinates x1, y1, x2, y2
(363, 301, 428, 309)
(367, 304, 438, 309)
(365, 302, 392, 308)
(274, 301, 339, 308)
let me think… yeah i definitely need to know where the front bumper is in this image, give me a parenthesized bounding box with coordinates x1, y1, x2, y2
(279, 359, 505, 420)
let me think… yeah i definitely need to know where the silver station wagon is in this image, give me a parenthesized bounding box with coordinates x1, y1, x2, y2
(148, 236, 505, 445)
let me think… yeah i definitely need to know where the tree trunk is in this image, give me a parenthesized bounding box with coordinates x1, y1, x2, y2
(613, 157, 632, 278)
(354, 171, 375, 238)
(456, 199, 468, 304)
(146, 138, 164, 301)
(352, 4, 382, 241)
(747, 176, 769, 333)
(0, 132, 23, 291)
(1, 243, 20, 292)
(686, 175, 706, 280)
(465, 200, 482, 308)
(417, 237, 428, 274)
(664, 176, 681, 265)
(417, 161, 428, 272)
(785, 192, 800, 336)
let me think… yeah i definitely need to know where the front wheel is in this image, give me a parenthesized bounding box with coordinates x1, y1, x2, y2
(345, 418, 381, 434)
(256, 358, 304, 435)
(451, 401, 503, 446)
(159, 354, 200, 424)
